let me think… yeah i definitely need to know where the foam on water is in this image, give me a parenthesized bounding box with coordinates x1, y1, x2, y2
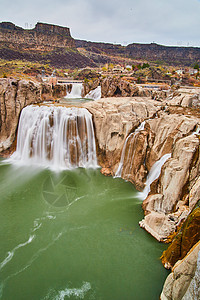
(55, 282, 92, 300)
(0, 235, 35, 270)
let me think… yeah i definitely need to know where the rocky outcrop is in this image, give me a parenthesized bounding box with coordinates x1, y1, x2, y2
(100, 77, 139, 98)
(160, 241, 200, 300)
(0, 22, 75, 49)
(139, 133, 200, 241)
(84, 97, 160, 182)
(166, 88, 200, 108)
(84, 91, 200, 240)
(0, 78, 66, 152)
(0, 22, 95, 68)
(161, 201, 200, 269)
(76, 39, 200, 67)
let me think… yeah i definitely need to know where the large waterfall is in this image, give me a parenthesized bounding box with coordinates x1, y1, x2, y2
(10, 105, 98, 170)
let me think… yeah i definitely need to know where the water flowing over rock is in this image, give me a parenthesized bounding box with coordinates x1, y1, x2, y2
(115, 121, 147, 189)
(0, 78, 66, 152)
(139, 153, 172, 200)
(66, 82, 101, 100)
(85, 86, 101, 101)
(140, 134, 200, 241)
(9, 105, 98, 170)
(66, 83, 84, 98)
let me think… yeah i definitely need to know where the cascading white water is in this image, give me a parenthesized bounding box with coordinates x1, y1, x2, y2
(138, 153, 171, 200)
(115, 121, 146, 177)
(9, 105, 98, 170)
(65, 83, 101, 100)
(85, 86, 101, 101)
(65, 83, 83, 98)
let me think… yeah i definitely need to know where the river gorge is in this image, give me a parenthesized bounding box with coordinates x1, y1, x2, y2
(0, 78, 200, 299)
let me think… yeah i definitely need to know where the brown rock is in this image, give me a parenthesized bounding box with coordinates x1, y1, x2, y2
(160, 241, 200, 300)
(100, 167, 113, 176)
(161, 201, 200, 269)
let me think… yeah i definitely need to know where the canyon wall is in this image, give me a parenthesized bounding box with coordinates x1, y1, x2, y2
(0, 78, 200, 298)
(0, 22, 94, 68)
(0, 22, 75, 50)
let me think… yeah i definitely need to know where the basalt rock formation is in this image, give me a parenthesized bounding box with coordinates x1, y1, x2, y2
(84, 88, 200, 242)
(0, 22, 95, 68)
(84, 97, 160, 184)
(160, 241, 200, 300)
(0, 78, 66, 153)
(76, 39, 200, 66)
(161, 201, 200, 269)
(82, 76, 154, 99)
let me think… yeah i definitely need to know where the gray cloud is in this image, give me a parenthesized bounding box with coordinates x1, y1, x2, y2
(1, 0, 200, 46)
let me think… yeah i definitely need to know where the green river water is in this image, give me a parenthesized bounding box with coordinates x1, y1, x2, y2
(0, 161, 169, 300)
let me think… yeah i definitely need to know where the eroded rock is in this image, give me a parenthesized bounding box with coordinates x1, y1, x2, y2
(160, 241, 200, 300)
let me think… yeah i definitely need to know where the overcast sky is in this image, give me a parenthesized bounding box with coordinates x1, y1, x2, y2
(1, 0, 200, 47)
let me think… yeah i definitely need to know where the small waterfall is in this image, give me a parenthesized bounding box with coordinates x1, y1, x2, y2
(10, 105, 98, 170)
(138, 153, 171, 200)
(85, 86, 101, 101)
(66, 83, 101, 100)
(66, 83, 83, 98)
(115, 121, 145, 178)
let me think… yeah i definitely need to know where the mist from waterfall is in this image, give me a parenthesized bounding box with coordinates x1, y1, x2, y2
(9, 105, 98, 170)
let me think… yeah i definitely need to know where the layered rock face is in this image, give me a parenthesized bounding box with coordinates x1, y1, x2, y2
(161, 241, 200, 300)
(84, 97, 160, 182)
(0, 78, 66, 152)
(0, 22, 95, 68)
(161, 201, 200, 269)
(84, 89, 200, 242)
(0, 22, 75, 50)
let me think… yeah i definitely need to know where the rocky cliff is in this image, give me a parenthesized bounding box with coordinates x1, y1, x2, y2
(161, 241, 200, 300)
(83, 86, 200, 244)
(1, 21, 200, 68)
(76, 39, 200, 66)
(0, 22, 95, 68)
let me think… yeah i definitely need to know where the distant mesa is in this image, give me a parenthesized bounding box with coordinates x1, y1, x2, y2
(0, 21, 200, 67)
(0, 21, 72, 37)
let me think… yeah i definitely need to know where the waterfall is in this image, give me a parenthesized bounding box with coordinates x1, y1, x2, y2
(9, 105, 98, 170)
(85, 86, 101, 101)
(138, 153, 171, 200)
(66, 83, 83, 98)
(115, 121, 146, 178)
(65, 83, 101, 100)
